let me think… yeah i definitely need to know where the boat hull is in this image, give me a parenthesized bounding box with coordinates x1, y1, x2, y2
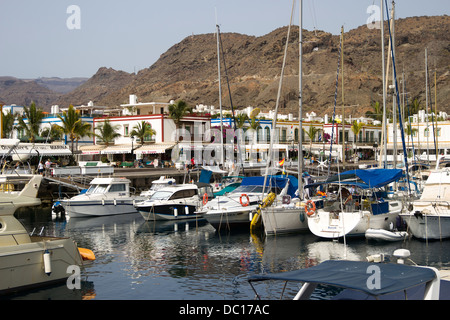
(400, 214, 450, 240)
(308, 207, 401, 239)
(0, 237, 83, 294)
(262, 206, 309, 235)
(137, 203, 201, 221)
(62, 199, 139, 218)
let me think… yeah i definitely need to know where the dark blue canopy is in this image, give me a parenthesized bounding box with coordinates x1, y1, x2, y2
(248, 260, 437, 297)
(308, 169, 403, 189)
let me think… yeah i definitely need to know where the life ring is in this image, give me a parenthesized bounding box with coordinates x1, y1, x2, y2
(316, 191, 326, 197)
(305, 200, 316, 216)
(240, 194, 250, 207)
(202, 193, 208, 205)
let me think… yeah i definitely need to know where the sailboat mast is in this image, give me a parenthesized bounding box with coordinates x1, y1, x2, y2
(298, 0, 304, 198)
(392, 1, 397, 168)
(341, 26, 345, 169)
(425, 48, 429, 163)
(216, 24, 224, 165)
(381, 0, 388, 168)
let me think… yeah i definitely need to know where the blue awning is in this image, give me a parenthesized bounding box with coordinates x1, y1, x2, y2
(307, 169, 403, 189)
(248, 260, 437, 297)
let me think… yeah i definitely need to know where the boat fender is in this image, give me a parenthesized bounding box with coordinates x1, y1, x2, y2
(240, 194, 250, 207)
(202, 193, 208, 205)
(299, 212, 305, 222)
(43, 250, 52, 276)
(78, 247, 96, 261)
(102, 199, 105, 206)
(185, 206, 189, 215)
(114, 199, 117, 206)
(174, 207, 178, 217)
(305, 200, 316, 216)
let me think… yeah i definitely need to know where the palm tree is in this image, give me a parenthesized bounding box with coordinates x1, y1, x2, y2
(16, 102, 45, 142)
(40, 124, 64, 141)
(57, 105, 82, 154)
(94, 119, 121, 146)
(130, 121, 156, 145)
(404, 122, 418, 157)
(2, 110, 16, 138)
(351, 120, 364, 160)
(305, 125, 320, 157)
(74, 121, 92, 151)
(365, 101, 383, 122)
(168, 100, 192, 140)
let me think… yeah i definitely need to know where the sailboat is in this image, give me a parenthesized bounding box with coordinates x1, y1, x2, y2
(260, 0, 309, 236)
(307, 168, 404, 239)
(400, 155, 450, 240)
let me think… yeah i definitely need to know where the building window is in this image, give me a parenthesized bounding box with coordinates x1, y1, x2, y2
(124, 125, 129, 137)
(424, 128, 429, 137)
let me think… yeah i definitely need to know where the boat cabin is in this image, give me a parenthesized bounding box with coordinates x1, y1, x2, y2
(85, 177, 132, 196)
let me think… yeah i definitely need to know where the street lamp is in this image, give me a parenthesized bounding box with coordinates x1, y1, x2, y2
(131, 135, 135, 161)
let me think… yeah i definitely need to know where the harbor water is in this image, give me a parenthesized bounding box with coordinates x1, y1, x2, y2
(6, 206, 450, 300)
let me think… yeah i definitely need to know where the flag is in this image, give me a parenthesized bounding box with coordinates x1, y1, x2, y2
(278, 158, 285, 166)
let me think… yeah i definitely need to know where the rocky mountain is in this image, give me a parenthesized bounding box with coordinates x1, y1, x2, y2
(1, 15, 448, 117)
(55, 67, 135, 107)
(0, 77, 61, 108)
(97, 15, 450, 117)
(34, 77, 88, 94)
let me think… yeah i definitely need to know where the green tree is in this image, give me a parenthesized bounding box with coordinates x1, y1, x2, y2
(351, 120, 364, 159)
(94, 119, 121, 146)
(41, 124, 64, 141)
(130, 121, 156, 145)
(305, 125, 320, 157)
(168, 100, 192, 140)
(365, 101, 383, 122)
(2, 110, 16, 138)
(16, 102, 45, 142)
(235, 113, 248, 129)
(56, 105, 83, 154)
(74, 120, 92, 151)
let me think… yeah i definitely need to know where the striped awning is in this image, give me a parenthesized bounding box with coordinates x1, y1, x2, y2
(80, 144, 106, 155)
(101, 145, 132, 154)
(134, 143, 176, 155)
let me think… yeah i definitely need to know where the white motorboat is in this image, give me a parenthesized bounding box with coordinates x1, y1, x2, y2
(135, 183, 213, 221)
(307, 169, 404, 239)
(0, 174, 95, 294)
(400, 156, 450, 240)
(201, 175, 298, 231)
(60, 177, 145, 218)
(365, 227, 408, 242)
(140, 176, 176, 197)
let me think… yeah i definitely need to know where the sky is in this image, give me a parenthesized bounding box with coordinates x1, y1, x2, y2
(0, 0, 448, 79)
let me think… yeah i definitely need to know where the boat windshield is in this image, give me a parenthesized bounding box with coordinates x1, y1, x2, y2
(231, 185, 280, 194)
(149, 190, 173, 200)
(86, 184, 109, 194)
(150, 183, 169, 192)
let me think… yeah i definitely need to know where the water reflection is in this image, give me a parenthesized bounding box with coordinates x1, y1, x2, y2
(9, 206, 450, 300)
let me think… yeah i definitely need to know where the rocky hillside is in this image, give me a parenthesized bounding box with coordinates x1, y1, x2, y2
(2, 15, 449, 117)
(0, 77, 60, 108)
(98, 15, 450, 117)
